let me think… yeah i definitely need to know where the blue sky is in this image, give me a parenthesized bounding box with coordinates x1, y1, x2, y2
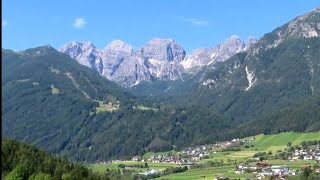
(2, 0, 319, 52)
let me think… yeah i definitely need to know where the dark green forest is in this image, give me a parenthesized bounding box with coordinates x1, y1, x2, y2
(1, 139, 111, 180)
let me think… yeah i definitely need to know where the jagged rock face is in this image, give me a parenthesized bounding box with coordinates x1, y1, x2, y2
(142, 39, 186, 80)
(60, 41, 103, 74)
(110, 51, 151, 86)
(60, 39, 187, 87)
(60, 36, 254, 86)
(110, 39, 186, 86)
(284, 8, 320, 38)
(181, 48, 213, 71)
(100, 40, 133, 79)
(181, 36, 257, 72)
(142, 38, 186, 62)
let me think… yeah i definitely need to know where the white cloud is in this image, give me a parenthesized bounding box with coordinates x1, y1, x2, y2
(73, 18, 86, 29)
(2, 20, 8, 27)
(183, 18, 209, 26)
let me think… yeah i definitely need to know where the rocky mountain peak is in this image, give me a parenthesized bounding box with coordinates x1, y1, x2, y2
(60, 36, 255, 86)
(24, 45, 57, 56)
(142, 38, 186, 62)
(245, 9, 320, 58)
(60, 42, 84, 59)
(218, 35, 246, 53)
(104, 40, 133, 53)
(181, 35, 256, 71)
(246, 37, 258, 45)
(225, 35, 242, 44)
(81, 41, 97, 54)
(59, 41, 103, 74)
(82, 41, 94, 47)
(100, 40, 133, 79)
(285, 9, 320, 38)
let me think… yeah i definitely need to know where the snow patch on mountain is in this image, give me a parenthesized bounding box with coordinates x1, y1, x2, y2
(245, 66, 257, 91)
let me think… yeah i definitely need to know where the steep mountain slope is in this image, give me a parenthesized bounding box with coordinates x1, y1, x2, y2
(2, 47, 229, 161)
(100, 40, 133, 79)
(60, 41, 104, 74)
(189, 8, 320, 124)
(222, 95, 320, 140)
(2, 46, 132, 156)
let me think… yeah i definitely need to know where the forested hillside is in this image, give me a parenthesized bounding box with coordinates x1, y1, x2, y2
(222, 96, 320, 139)
(1, 47, 229, 161)
(1, 139, 110, 180)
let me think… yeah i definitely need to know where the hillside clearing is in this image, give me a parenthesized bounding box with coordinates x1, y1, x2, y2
(50, 84, 59, 94)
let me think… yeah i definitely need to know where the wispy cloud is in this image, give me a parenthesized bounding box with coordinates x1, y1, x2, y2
(73, 18, 86, 29)
(2, 20, 8, 27)
(183, 18, 209, 26)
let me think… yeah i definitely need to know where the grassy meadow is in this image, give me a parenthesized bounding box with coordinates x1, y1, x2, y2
(89, 161, 179, 174)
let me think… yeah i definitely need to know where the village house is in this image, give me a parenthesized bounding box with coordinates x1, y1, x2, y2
(139, 169, 159, 176)
(235, 163, 256, 174)
(258, 170, 273, 179)
(288, 156, 299, 161)
(191, 156, 201, 162)
(256, 162, 272, 168)
(303, 155, 313, 160)
(270, 165, 289, 175)
(132, 156, 142, 161)
(236, 163, 250, 170)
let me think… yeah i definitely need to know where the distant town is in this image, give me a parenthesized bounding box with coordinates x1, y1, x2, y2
(96, 137, 320, 179)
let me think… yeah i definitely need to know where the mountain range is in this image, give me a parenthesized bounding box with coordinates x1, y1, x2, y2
(2, 8, 320, 162)
(60, 36, 256, 87)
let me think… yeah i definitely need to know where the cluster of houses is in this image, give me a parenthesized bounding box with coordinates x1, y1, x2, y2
(213, 138, 253, 149)
(181, 146, 210, 159)
(235, 162, 297, 178)
(287, 145, 320, 161)
(130, 138, 252, 165)
(131, 145, 214, 164)
(103, 138, 320, 179)
(232, 145, 320, 178)
(132, 154, 197, 165)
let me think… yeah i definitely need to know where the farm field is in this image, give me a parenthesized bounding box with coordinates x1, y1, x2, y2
(242, 132, 320, 152)
(158, 160, 316, 180)
(89, 161, 179, 173)
(143, 150, 177, 159)
(94, 100, 119, 113)
(156, 166, 253, 180)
